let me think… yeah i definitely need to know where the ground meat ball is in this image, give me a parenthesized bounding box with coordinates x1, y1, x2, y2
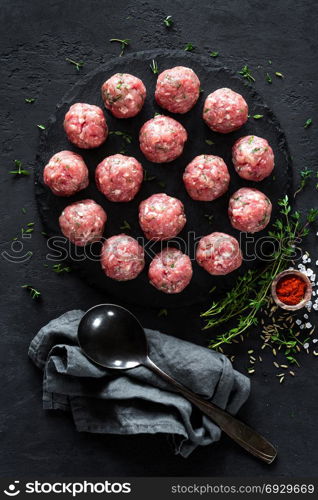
(149, 248, 193, 294)
(101, 73, 146, 118)
(203, 88, 248, 134)
(155, 66, 200, 114)
(183, 154, 230, 201)
(59, 199, 107, 246)
(196, 232, 242, 276)
(95, 154, 143, 202)
(64, 103, 108, 149)
(139, 115, 187, 163)
(139, 193, 186, 241)
(43, 150, 89, 197)
(232, 135, 275, 181)
(228, 187, 272, 233)
(100, 234, 145, 281)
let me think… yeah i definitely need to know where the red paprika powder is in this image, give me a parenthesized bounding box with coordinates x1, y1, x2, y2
(276, 275, 307, 305)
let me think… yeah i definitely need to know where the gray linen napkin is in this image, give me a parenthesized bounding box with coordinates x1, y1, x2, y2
(28, 310, 250, 458)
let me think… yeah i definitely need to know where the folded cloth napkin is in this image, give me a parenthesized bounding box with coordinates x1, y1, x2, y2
(28, 310, 250, 458)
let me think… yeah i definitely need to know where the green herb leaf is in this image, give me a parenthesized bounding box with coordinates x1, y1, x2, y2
(144, 170, 156, 182)
(9, 159, 30, 176)
(150, 59, 159, 74)
(158, 308, 168, 317)
(120, 220, 131, 230)
(205, 139, 214, 145)
(37, 124, 45, 130)
(184, 42, 195, 51)
(238, 65, 255, 83)
(25, 98, 35, 103)
(253, 114, 264, 119)
(275, 71, 284, 78)
(266, 72, 272, 83)
(163, 15, 173, 27)
(210, 51, 219, 57)
(304, 118, 312, 128)
(21, 285, 41, 300)
(52, 263, 72, 274)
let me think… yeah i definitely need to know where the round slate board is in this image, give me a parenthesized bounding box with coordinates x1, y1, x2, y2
(35, 49, 292, 308)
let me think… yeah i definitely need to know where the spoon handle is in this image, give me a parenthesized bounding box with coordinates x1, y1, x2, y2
(145, 356, 277, 464)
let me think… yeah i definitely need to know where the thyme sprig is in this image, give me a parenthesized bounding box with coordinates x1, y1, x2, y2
(21, 285, 41, 300)
(65, 58, 84, 71)
(150, 59, 159, 74)
(202, 196, 318, 350)
(294, 168, 314, 198)
(110, 38, 130, 57)
(238, 65, 255, 83)
(9, 160, 30, 176)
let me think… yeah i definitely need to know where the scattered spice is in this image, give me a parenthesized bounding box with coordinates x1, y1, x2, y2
(52, 263, 72, 274)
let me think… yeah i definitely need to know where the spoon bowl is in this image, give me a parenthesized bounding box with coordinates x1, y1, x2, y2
(78, 304, 147, 369)
(77, 303, 277, 464)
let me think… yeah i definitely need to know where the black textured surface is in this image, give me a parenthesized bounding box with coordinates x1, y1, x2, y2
(35, 49, 292, 308)
(1, 0, 318, 478)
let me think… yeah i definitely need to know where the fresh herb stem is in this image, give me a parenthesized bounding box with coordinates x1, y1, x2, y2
(65, 58, 84, 71)
(110, 38, 130, 56)
(9, 160, 30, 176)
(294, 168, 313, 198)
(150, 59, 159, 74)
(163, 15, 173, 27)
(202, 196, 318, 350)
(238, 65, 255, 83)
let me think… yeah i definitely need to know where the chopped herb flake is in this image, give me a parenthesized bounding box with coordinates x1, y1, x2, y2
(150, 59, 159, 74)
(163, 15, 173, 27)
(210, 51, 219, 57)
(184, 42, 195, 51)
(238, 65, 255, 83)
(253, 114, 264, 119)
(37, 124, 45, 130)
(25, 98, 35, 103)
(304, 118, 312, 128)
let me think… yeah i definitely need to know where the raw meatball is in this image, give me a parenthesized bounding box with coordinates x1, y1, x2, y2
(183, 154, 230, 201)
(64, 103, 108, 149)
(101, 73, 146, 118)
(196, 232, 242, 276)
(59, 199, 107, 246)
(139, 115, 187, 163)
(139, 193, 186, 241)
(101, 234, 145, 281)
(232, 135, 275, 181)
(228, 187, 272, 233)
(155, 66, 200, 114)
(203, 88, 248, 134)
(149, 248, 193, 294)
(43, 150, 89, 197)
(95, 154, 143, 202)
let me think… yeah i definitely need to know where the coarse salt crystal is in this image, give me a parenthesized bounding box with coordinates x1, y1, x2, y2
(296, 319, 302, 325)
(306, 268, 313, 277)
(304, 342, 310, 349)
(303, 313, 309, 319)
(305, 322, 312, 329)
(313, 339, 318, 343)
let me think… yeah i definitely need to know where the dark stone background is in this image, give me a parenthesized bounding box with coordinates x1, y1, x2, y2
(0, 0, 317, 477)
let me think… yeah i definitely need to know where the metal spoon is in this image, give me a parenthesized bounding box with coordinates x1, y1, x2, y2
(77, 303, 277, 464)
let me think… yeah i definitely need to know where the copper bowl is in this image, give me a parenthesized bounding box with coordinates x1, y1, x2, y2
(271, 269, 312, 311)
